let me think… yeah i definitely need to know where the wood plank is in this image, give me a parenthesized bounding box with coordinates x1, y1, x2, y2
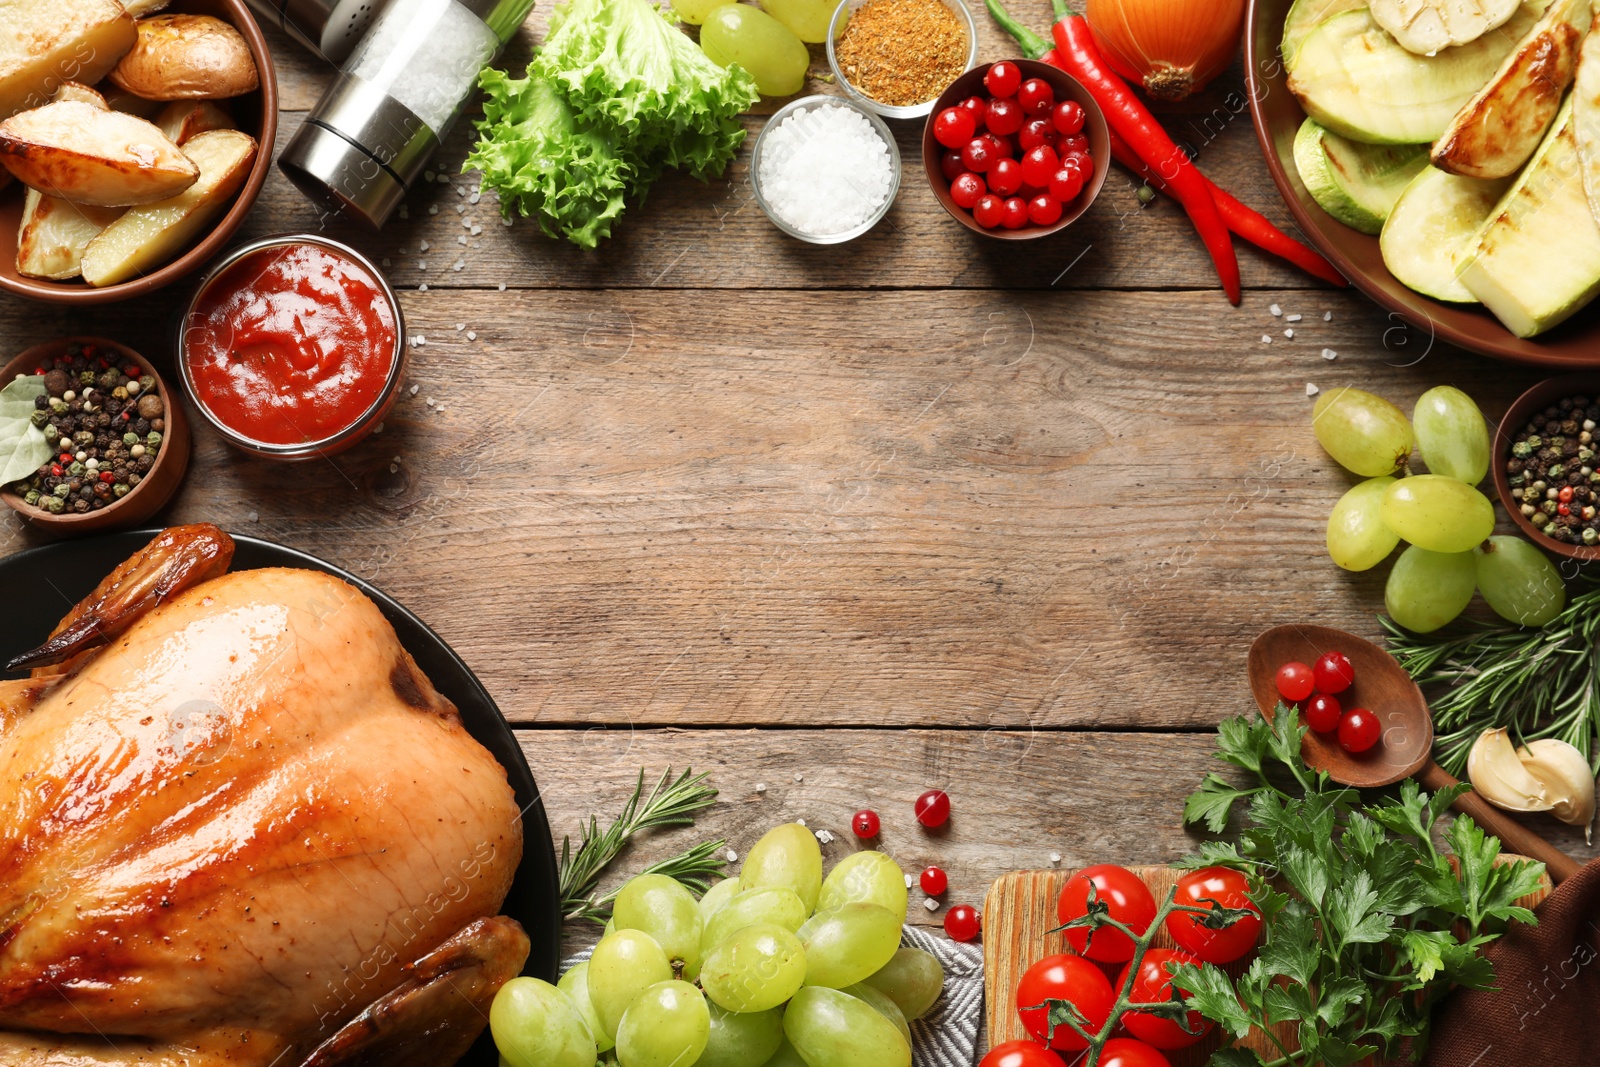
(249, 18, 1327, 291)
(0, 288, 1544, 729)
(523, 729, 1592, 960)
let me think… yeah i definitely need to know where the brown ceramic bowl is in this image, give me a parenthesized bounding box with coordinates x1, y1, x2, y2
(0, 338, 190, 535)
(0, 0, 277, 306)
(922, 60, 1111, 240)
(1246, 0, 1600, 367)
(1491, 375, 1600, 560)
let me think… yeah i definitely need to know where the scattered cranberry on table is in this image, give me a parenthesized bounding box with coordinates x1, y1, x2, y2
(933, 63, 1094, 231)
(851, 809, 880, 838)
(945, 902, 981, 941)
(915, 788, 951, 827)
(920, 865, 948, 895)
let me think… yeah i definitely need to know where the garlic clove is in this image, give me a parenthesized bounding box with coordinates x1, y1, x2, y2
(1467, 728, 1552, 812)
(1517, 738, 1596, 844)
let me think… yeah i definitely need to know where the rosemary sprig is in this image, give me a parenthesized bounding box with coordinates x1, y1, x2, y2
(1381, 579, 1600, 776)
(559, 767, 727, 924)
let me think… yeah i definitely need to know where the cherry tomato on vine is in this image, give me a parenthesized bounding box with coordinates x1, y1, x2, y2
(1052, 99, 1085, 135)
(986, 61, 1022, 98)
(1017, 77, 1055, 116)
(1314, 650, 1355, 694)
(1165, 867, 1261, 964)
(1339, 707, 1381, 753)
(1056, 863, 1156, 962)
(1305, 693, 1342, 733)
(978, 1040, 1066, 1067)
(1115, 948, 1211, 1050)
(1275, 661, 1315, 703)
(1015, 953, 1115, 1051)
(1099, 1038, 1172, 1067)
(934, 106, 977, 149)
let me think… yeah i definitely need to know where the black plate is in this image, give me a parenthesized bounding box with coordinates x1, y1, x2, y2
(0, 529, 559, 1066)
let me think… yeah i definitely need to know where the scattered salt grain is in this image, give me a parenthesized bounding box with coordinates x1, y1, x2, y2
(424, 170, 436, 181)
(470, 193, 481, 205)
(502, 216, 513, 227)
(470, 225, 482, 236)
(457, 235, 468, 246)
(795, 773, 804, 782)
(1283, 328, 1294, 338)
(418, 239, 429, 251)
(373, 423, 384, 434)
(398, 205, 409, 218)
(455, 322, 466, 331)
(389, 463, 398, 473)
(428, 204, 438, 215)
(382, 258, 391, 267)
(755, 782, 767, 794)
(418, 283, 428, 291)
(726, 849, 738, 863)
(757, 104, 893, 237)
(1307, 383, 1320, 396)
(816, 830, 835, 844)
(409, 384, 420, 396)
(467, 331, 477, 341)
(425, 397, 435, 407)
(1285, 313, 1302, 322)
(1049, 852, 1062, 866)
(1323, 311, 1333, 321)
(457, 185, 468, 197)
(796, 818, 807, 827)
(1269, 303, 1282, 317)
(248, 511, 259, 522)
(923, 898, 940, 912)
(452, 260, 464, 271)
(497, 282, 506, 291)
(455, 204, 465, 214)
(418, 260, 428, 270)
(437, 173, 450, 184)
(904, 873, 914, 888)
(414, 335, 427, 346)
(1321, 347, 1338, 360)
(1261, 334, 1272, 344)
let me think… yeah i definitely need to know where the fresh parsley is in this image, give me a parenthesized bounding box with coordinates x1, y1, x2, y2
(1176, 705, 1546, 1066)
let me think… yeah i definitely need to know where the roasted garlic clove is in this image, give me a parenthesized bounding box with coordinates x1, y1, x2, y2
(1467, 728, 1551, 811)
(1518, 738, 1596, 844)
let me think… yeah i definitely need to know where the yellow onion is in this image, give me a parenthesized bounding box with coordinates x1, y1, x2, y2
(1084, 0, 1245, 101)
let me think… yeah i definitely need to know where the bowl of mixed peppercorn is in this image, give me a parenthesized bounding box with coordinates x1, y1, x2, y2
(0, 338, 190, 535)
(1494, 375, 1600, 560)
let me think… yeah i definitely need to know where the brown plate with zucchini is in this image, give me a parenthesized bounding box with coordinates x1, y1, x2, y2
(0, 0, 276, 305)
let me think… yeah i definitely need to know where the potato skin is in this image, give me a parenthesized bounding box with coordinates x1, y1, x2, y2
(0, 0, 136, 120)
(108, 15, 259, 101)
(0, 100, 198, 207)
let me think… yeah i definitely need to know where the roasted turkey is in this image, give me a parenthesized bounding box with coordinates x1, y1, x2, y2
(0, 524, 528, 1066)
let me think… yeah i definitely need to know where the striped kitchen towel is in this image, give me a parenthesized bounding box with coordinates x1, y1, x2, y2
(561, 924, 986, 1067)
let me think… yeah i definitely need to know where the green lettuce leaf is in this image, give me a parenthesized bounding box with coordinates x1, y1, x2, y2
(534, 0, 757, 179)
(0, 375, 50, 487)
(466, 70, 639, 249)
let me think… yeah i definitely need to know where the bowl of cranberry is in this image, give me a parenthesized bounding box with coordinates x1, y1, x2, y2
(923, 59, 1110, 239)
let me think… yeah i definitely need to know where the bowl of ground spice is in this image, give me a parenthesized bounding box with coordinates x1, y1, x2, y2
(0, 338, 190, 537)
(827, 0, 977, 119)
(1493, 374, 1600, 561)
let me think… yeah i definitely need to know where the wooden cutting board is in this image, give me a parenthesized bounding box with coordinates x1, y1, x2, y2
(983, 864, 1554, 1064)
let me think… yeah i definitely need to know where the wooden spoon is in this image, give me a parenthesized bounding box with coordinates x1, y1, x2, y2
(1248, 624, 1581, 883)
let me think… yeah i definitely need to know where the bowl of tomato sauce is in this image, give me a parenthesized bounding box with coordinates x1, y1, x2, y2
(178, 234, 405, 460)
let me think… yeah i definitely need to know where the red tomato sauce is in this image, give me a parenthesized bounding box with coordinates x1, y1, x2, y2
(185, 242, 397, 446)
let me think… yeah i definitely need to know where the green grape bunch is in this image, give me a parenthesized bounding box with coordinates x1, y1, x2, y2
(1314, 385, 1565, 632)
(492, 822, 947, 1067)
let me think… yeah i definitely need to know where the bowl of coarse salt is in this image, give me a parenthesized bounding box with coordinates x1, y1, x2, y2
(751, 95, 902, 244)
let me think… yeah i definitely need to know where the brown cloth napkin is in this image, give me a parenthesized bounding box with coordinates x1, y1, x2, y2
(1422, 858, 1600, 1067)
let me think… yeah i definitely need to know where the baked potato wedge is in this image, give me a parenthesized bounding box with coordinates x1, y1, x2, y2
(81, 129, 255, 287)
(52, 81, 108, 109)
(0, 100, 197, 206)
(104, 87, 163, 119)
(108, 15, 258, 100)
(156, 100, 233, 146)
(16, 187, 123, 280)
(0, 0, 135, 120)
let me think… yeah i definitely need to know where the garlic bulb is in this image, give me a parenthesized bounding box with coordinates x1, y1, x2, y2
(1518, 739, 1596, 844)
(1467, 728, 1550, 811)
(1466, 728, 1597, 843)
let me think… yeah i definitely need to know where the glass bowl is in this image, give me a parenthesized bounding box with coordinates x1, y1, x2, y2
(825, 0, 978, 120)
(750, 95, 902, 244)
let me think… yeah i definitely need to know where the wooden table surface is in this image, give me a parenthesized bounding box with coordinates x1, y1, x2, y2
(2, 6, 1594, 969)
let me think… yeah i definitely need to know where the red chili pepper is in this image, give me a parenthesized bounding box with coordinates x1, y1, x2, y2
(984, 0, 1345, 290)
(1048, 11, 1238, 303)
(1106, 129, 1346, 287)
